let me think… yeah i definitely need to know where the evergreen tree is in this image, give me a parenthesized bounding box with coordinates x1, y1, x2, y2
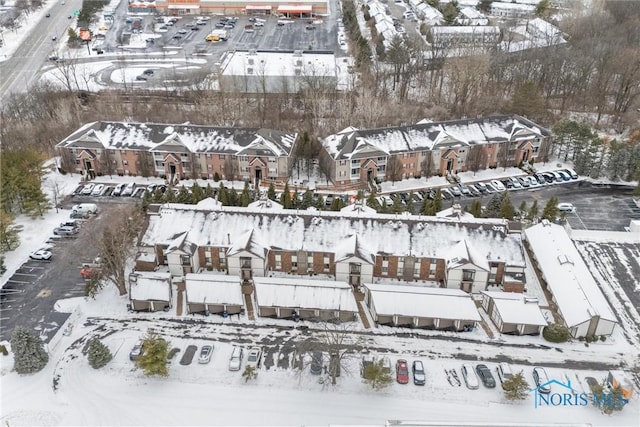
(203, 183, 215, 198)
(330, 197, 345, 211)
(0, 212, 20, 251)
(518, 201, 527, 216)
(280, 184, 293, 209)
(391, 195, 403, 214)
(301, 190, 314, 209)
(500, 192, 515, 220)
(10, 326, 49, 374)
(218, 184, 229, 205)
(239, 181, 251, 207)
(367, 192, 381, 211)
(242, 365, 257, 382)
(228, 188, 239, 206)
(535, 0, 550, 17)
(267, 183, 277, 201)
(176, 186, 192, 204)
(541, 196, 559, 221)
(191, 182, 205, 203)
(135, 331, 170, 377)
(152, 188, 165, 203)
(356, 190, 365, 201)
(141, 189, 152, 212)
(406, 191, 415, 213)
(291, 191, 301, 209)
(527, 200, 539, 221)
(502, 372, 529, 401)
(87, 338, 113, 369)
(442, 1, 459, 24)
(213, 172, 221, 182)
(164, 187, 176, 203)
(433, 189, 443, 212)
(591, 383, 627, 414)
(485, 194, 502, 218)
(469, 199, 483, 217)
(22, 183, 50, 218)
(362, 359, 394, 390)
(314, 195, 325, 210)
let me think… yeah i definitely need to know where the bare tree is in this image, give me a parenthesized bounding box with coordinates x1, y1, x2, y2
(99, 149, 116, 176)
(95, 206, 146, 295)
(223, 156, 238, 181)
(385, 155, 403, 184)
(137, 150, 154, 178)
(465, 144, 488, 175)
(420, 151, 434, 178)
(318, 323, 366, 385)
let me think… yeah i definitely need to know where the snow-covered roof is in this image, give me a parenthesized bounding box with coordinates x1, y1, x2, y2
(227, 229, 268, 259)
(340, 202, 376, 215)
(524, 222, 617, 328)
(142, 206, 526, 267)
(366, 283, 481, 321)
(129, 272, 171, 301)
(247, 198, 284, 210)
(481, 291, 548, 326)
(254, 277, 358, 312)
(459, 7, 486, 20)
(185, 273, 244, 305)
(490, 1, 535, 11)
(220, 50, 337, 80)
(446, 240, 490, 271)
(56, 121, 297, 157)
(333, 235, 376, 264)
(196, 198, 222, 210)
(321, 115, 550, 160)
(435, 205, 475, 220)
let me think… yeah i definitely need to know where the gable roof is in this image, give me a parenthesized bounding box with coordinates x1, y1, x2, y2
(227, 229, 268, 259)
(184, 273, 244, 305)
(142, 205, 526, 267)
(129, 272, 171, 302)
(166, 232, 197, 255)
(333, 235, 376, 264)
(321, 115, 550, 160)
(447, 240, 490, 271)
(481, 291, 548, 326)
(254, 276, 358, 312)
(57, 121, 297, 156)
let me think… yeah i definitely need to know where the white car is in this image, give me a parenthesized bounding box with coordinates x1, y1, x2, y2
(91, 184, 105, 196)
(228, 347, 244, 371)
(198, 345, 213, 364)
(246, 347, 262, 369)
(490, 180, 506, 191)
(121, 182, 136, 196)
(461, 364, 479, 390)
(29, 249, 52, 260)
(497, 362, 514, 387)
(81, 183, 95, 195)
(112, 183, 125, 196)
(557, 203, 576, 213)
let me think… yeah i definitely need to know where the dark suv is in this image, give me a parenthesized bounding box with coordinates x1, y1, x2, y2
(475, 364, 496, 388)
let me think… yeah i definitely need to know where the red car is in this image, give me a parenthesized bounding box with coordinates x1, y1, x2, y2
(396, 359, 409, 384)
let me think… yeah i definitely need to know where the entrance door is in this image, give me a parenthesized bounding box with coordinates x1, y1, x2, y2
(84, 160, 95, 179)
(255, 168, 262, 186)
(446, 158, 454, 172)
(367, 169, 373, 182)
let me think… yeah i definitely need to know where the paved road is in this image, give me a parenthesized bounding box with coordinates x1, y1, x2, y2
(0, 0, 83, 102)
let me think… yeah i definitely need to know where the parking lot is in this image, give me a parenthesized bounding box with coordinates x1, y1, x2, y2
(0, 203, 120, 342)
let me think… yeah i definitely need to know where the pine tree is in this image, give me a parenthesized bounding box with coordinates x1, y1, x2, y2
(22, 183, 50, 218)
(485, 194, 502, 218)
(330, 197, 345, 211)
(315, 195, 325, 210)
(135, 331, 170, 377)
(367, 192, 381, 211)
(356, 190, 365, 200)
(191, 182, 205, 203)
(228, 188, 239, 206)
(502, 372, 529, 401)
(242, 365, 257, 382)
(500, 192, 515, 220)
(527, 200, 539, 221)
(176, 186, 192, 204)
(10, 326, 49, 374)
(239, 181, 251, 207)
(301, 190, 314, 209)
(406, 191, 415, 212)
(164, 187, 176, 203)
(541, 196, 559, 221)
(218, 184, 229, 205)
(362, 359, 394, 390)
(291, 191, 301, 209)
(469, 199, 483, 217)
(203, 183, 215, 198)
(518, 201, 527, 216)
(267, 183, 277, 201)
(280, 184, 292, 209)
(391, 195, 403, 213)
(0, 212, 20, 251)
(87, 338, 113, 369)
(433, 189, 443, 212)
(140, 189, 152, 212)
(213, 172, 221, 182)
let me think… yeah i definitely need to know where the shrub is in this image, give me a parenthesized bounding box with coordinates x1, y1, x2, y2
(600, 335, 607, 342)
(87, 338, 113, 369)
(0, 344, 8, 356)
(213, 172, 221, 182)
(542, 324, 571, 343)
(10, 327, 49, 374)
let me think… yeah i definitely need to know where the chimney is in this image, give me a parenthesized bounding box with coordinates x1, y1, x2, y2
(227, 233, 231, 245)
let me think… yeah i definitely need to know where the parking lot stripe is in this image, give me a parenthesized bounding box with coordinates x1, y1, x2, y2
(6, 280, 30, 284)
(12, 272, 38, 277)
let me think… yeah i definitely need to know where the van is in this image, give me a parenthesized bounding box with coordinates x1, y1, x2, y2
(72, 203, 98, 214)
(497, 363, 513, 387)
(461, 364, 479, 390)
(228, 347, 244, 371)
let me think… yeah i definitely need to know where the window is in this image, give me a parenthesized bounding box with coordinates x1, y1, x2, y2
(349, 263, 361, 274)
(240, 155, 249, 161)
(180, 255, 190, 266)
(339, 160, 347, 166)
(414, 261, 421, 277)
(219, 248, 227, 266)
(241, 257, 252, 269)
(123, 160, 128, 166)
(291, 254, 298, 268)
(381, 256, 389, 276)
(351, 168, 359, 176)
(268, 157, 276, 163)
(181, 153, 189, 159)
(324, 254, 330, 271)
(351, 159, 359, 165)
(207, 164, 212, 170)
(219, 155, 225, 160)
(205, 251, 212, 267)
(398, 257, 404, 276)
(307, 253, 314, 271)
(462, 269, 475, 282)
(274, 252, 281, 269)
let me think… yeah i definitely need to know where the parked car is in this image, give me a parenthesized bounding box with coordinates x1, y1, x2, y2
(440, 188, 454, 199)
(72, 203, 98, 214)
(70, 211, 90, 219)
(558, 202, 576, 213)
(532, 367, 551, 394)
(122, 182, 136, 196)
(468, 185, 480, 196)
(60, 220, 79, 229)
(136, 75, 148, 81)
(502, 178, 514, 189)
(458, 184, 471, 196)
(112, 183, 125, 196)
(91, 184, 105, 196)
(129, 340, 144, 361)
(412, 360, 426, 385)
(485, 182, 497, 193)
(496, 362, 514, 387)
(449, 186, 461, 197)
(29, 249, 52, 260)
(476, 364, 496, 388)
(81, 183, 95, 195)
(461, 364, 479, 390)
(527, 176, 539, 187)
(53, 226, 78, 236)
(198, 345, 213, 364)
(396, 359, 409, 384)
(310, 351, 323, 375)
(381, 356, 392, 374)
(557, 170, 571, 181)
(563, 168, 578, 179)
(476, 182, 488, 193)
(509, 177, 522, 189)
(535, 173, 547, 185)
(491, 180, 506, 191)
(246, 347, 262, 369)
(517, 176, 530, 187)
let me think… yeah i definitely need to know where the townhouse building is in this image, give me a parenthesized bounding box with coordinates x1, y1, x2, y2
(138, 199, 527, 294)
(319, 115, 551, 189)
(56, 121, 298, 186)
